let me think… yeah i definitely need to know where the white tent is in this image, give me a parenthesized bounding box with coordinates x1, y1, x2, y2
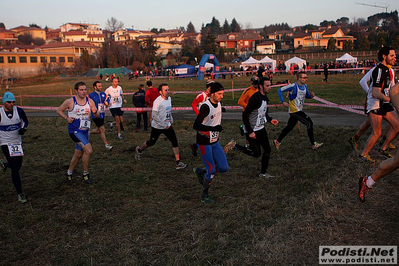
(284, 56, 306, 70)
(336, 53, 357, 64)
(241, 56, 260, 65)
(258, 56, 276, 72)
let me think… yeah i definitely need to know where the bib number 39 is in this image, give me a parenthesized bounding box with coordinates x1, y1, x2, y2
(8, 143, 24, 157)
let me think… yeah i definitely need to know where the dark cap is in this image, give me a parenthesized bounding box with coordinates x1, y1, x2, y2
(210, 82, 224, 94)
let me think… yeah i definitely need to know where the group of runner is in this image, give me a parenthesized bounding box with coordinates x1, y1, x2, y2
(2, 46, 397, 204)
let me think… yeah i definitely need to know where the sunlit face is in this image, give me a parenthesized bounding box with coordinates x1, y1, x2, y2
(260, 81, 272, 94)
(160, 85, 170, 99)
(112, 78, 119, 87)
(76, 85, 87, 98)
(94, 83, 102, 92)
(3, 100, 15, 112)
(211, 90, 224, 103)
(384, 50, 396, 66)
(298, 74, 308, 85)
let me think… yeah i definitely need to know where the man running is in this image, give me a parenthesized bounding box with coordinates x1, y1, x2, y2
(105, 78, 127, 139)
(57, 82, 99, 184)
(189, 80, 213, 156)
(274, 71, 323, 150)
(135, 83, 187, 170)
(193, 82, 229, 203)
(89, 81, 113, 151)
(359, 46, 399, 162)
(359, 83, 399, 202)
(0, 92, 29, 203)
(233, 77, 279, 178)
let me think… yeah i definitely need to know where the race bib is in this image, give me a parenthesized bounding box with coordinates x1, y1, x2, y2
(165, 111, 172, 122)
(210, 131, 219, 143)
(98, 103, 105, 113)
(79, 119, 91, 130)
(7, 143, 23, 157)
(112, 96, 121, 105)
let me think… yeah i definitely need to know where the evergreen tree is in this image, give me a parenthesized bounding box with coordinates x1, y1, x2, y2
(230, 18, 241, 32)
(222, 19, 231, 34)
(187, 21, 196, 33)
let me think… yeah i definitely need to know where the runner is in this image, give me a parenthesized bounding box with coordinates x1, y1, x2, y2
(89, 81, 113, 151)
(359, 46, 399, 162)
(135, 83, 187, 170)
(105, 78, 127, 140)
(274, 71, 323, 150)
(144, 81, 159, 125)
(0, 92, 29, 203)
(229, 77, 279, 178)
(189, 80, 213, 156)
(192, 82, 229, 203)
(359, 83, 399, 202)
(57, 82, 99, 184)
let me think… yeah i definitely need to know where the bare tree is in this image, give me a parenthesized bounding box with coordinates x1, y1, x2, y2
(106, 17, 124, 32)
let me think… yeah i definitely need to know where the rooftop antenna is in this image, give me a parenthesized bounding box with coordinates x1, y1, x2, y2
(356, 2, 390, 12)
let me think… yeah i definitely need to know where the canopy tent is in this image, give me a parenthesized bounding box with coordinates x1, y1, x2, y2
(258, 56, 277, 72)
(241, 56, 260, 65)
(85, 67, 131, 77)
(284, 56, 306, 70)
(336, 53, 357, 64)
(174, 64, 196, 76)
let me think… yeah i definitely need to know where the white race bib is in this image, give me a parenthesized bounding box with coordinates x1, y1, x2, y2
(98, 103, 105, 113)
(210, 131, 219, 143)
(79, 119, 91, 130)
(7, 143, 23, 157)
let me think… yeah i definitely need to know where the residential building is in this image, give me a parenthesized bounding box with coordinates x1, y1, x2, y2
(0, 29, 18, 45)
(11, 26, 46, 41)
(256, 41, 276, 54)
(216, 32, 262, 55)
(60, 23, 102, 35)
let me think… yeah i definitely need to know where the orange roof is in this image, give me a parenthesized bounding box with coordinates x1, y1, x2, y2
(63, 31, 86, 36)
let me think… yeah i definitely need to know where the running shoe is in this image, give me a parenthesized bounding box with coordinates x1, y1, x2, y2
(190, 143, 198, 157)
(273, 140, 281, 150)
(67, 172, 74, 183)
(348, 137, 358, 150)
(176, 161, 187, 170)
(83, 172, 93, 184)
(360, 154, 375, 163)
(223, 139, 236, 154)
(135, 146, 142, 160)
(0, 159, 7, 173)
(259, 173, 275, 179)
(312, 142, 323, 150)
(17, 193, 27, 204)
(389, 143, 397, 149)
(105, 144, 113, 151)
(201, 195, 214, 204)
(358, 176, 371, 203)
(118, 134, 124, 140)
(378, 148, 392, 158)
(193, 167, 205, 185)
(108, 122, 113, 132)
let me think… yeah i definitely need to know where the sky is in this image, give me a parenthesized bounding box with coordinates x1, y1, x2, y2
(1, 0, 399, 31)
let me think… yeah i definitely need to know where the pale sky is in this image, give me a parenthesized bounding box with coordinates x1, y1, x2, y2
(1, 0, 398, 31)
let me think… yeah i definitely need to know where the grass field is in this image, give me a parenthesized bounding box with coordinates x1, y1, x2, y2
(1, 73, 398, 265)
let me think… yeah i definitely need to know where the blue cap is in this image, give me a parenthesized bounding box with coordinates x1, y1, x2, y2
(2, 92, 16, 104)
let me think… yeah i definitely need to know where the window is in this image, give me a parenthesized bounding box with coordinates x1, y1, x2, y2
(59, 57, 65, 63)
(244, 41, 249, 46)
(0, 56, 3, 63)
(19, 56, 27, 63)
(40, 56, 47, 63)
(67, 57, 73, 62)
(50, 57, 56, 63)
(30, 56, 37, 63)
(8, 56, 16, 63)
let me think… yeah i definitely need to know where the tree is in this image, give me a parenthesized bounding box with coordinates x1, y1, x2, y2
(29, 23, 41, 28)
(106, 17, 124, 32)
(336, 17, 350, 27)
(222, 19, 231, 34)
(187, 21, 196, 33)
(343, 40, 354, 50)
(391, 35, 399, 48)
(209, 17, 221, 35)
(201, 32, 217, 54)
(320, 20, 336, 27)
(230, 18, 241, 32)
(0, 23, 5, 29)
(18, 33, 33, 45)
(150, 28, 158, 34)
(359, 37, 370, 50)
(327, 38, 336, 50)
(303, 24, 318, 31)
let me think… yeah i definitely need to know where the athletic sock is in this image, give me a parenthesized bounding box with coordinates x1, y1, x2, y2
(83, 170, 90, 176)
(67, 170, 73, 175)
(367, 176, 375, 188)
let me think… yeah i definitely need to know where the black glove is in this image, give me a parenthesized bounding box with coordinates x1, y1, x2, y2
(214, 125, 223, 132)
(222, 107, 226, 113)
(18, 128, 27, 135)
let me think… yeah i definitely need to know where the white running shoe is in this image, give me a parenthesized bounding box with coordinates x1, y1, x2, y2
(105, 144, 113, 151)
(176, 161, 187, 170)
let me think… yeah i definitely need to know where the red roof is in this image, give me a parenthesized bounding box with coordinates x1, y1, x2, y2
(40, 41, 98, 49)
(63, 31, 86, 36)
